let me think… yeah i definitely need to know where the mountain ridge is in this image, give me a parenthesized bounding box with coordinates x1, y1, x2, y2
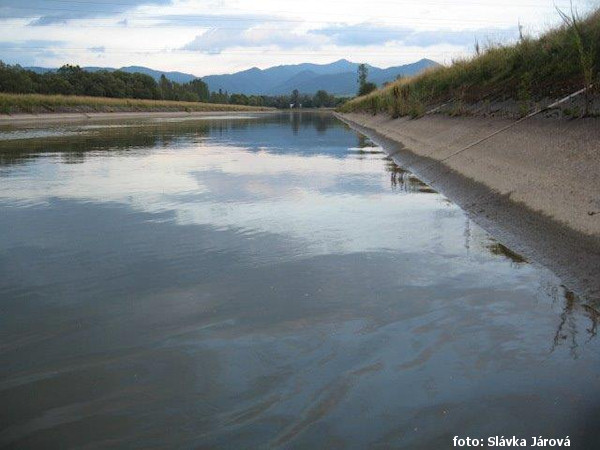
(203, 58, 440, 95)
(25, 58, 440, 96)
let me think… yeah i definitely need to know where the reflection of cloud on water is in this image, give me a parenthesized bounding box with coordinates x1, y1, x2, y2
(2, 134, 595, 355)
(1, 145, 463, 256)
(0, 140, 561, 290)
(2, 114, 599, 449)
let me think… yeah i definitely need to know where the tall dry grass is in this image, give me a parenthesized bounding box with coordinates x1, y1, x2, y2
(0, 93, 272, 115)
(340, 8, 600, 118)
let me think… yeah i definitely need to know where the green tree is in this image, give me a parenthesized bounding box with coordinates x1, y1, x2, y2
(57, 64, 87, 95)
(230, 93, 249, 105)
(210, 89, 229, 104)
(300, 93, 313, 108)
(357, 63, 377, 96)
(187, 79, 209, 102)
(290, 89, 300, 107)
(248, 95, 263, 106)
(0, 62, 36, 93)
(313, 89, 335, 107)
(159, 74, 173, 100)
(0, 60, 205, 103)
(358, 64, 368, 88)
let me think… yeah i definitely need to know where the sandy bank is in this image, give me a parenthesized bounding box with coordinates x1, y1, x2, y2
(337, 112, 600, 300)
(0, 110, 277, 125)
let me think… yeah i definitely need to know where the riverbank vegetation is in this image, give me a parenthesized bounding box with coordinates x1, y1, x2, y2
(0, 93, 272, 115)
(0, 62, 346, 113)
(0, 63, 212, 103)
(340, 7, 600, 118)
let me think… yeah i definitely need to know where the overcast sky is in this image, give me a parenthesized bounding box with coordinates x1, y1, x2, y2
(0, 0, 597, 75)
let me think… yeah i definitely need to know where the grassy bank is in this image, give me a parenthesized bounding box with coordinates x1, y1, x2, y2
(0, 93, 273, 115)
(340, 8, 600, 118)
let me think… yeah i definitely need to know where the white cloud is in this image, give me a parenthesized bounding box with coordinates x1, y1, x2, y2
(182, 25, 327, 54)
(0, 0, 172, 23)
(0, 0, 596, 74)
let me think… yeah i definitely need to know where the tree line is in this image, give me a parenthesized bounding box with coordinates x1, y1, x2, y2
(0, 62, 210, 102)
(225, 89, 342, 108)
(0, 61, 345, 108)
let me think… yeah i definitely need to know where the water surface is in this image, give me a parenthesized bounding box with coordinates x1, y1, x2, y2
(0, 112, 598, 449)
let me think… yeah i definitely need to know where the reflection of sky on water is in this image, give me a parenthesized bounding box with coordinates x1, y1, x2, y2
(1, 144, 464, 258)
(0, 113, 599, 449)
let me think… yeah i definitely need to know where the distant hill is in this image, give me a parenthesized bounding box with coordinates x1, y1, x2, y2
(25, 58, 439, 95)
(203, 59, 439, 95)
(113, 66, 197, 84)
(25, 66, 197, 84)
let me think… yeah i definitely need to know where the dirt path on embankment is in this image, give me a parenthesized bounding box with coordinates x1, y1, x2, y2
(337, 112, 600, 301)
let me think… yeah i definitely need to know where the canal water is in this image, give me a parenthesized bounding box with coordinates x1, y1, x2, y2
(0, 112, 598, 448)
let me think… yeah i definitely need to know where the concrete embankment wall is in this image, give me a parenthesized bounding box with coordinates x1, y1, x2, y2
(337, 112, 600, 300)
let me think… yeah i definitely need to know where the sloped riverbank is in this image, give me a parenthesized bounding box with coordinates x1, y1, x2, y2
(337, 112, 600, 301)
